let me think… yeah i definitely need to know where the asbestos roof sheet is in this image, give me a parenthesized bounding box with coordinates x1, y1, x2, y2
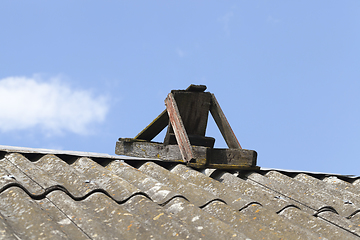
(0, 145, 360, 239)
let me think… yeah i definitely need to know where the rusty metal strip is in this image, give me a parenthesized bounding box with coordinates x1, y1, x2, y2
(165, 93, 195, 162)
(210, 94, 242, 149)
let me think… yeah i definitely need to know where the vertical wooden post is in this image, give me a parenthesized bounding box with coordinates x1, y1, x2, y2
(165, 93, 195, 162)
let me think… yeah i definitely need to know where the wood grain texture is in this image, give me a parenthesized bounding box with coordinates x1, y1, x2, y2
(164, 91, 212, 147)
(206, 148, 257, 167)
(209, 93, 242, 149)
(115, 139, 205, 163)
(116, 139, 257, 170)
(172, 91, 211, 136)
(165, 93, 194, 162)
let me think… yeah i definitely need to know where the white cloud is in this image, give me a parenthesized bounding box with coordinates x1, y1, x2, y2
(0, 75, 109, 135)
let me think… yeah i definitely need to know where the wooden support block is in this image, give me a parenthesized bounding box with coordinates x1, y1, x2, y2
(205, 148, 257, 168)
(115, 139, 258, 170)
(166, 133, 215, 148)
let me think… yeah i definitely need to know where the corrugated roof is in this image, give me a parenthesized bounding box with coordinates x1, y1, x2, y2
(0, 145, 360, 239)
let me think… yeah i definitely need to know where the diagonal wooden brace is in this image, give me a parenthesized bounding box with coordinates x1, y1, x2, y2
(135, 109, 169, 141)
(165, 93, 195, 162)
(210, 94, 242, 149)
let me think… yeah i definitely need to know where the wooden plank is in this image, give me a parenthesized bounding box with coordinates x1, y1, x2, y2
(209, 94, 242, 149)
(164, 91, 212, 145)
(135, 109, 169, 141)
(172, 91, 211, 136)
(165, 93, 195, 162)
(115, 139, 257, 170)
(206, 148, 257, 167)
(115, 138, 206, 163)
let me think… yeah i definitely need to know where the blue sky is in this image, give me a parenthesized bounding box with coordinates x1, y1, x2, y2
(1, 1, 359, 175)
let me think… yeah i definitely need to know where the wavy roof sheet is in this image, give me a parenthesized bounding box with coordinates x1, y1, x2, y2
(0, 145, 360, 239)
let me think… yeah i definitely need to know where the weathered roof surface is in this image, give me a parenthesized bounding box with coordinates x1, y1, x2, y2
(0, 145, 360, 239)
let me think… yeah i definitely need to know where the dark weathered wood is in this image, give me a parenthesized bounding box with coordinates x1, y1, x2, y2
(210, 94, 242, 149)
(164, 91, 212, 146)
(115, 139, 257, 170)
(186, 84, 207, 92)
(165, 93, 194, 162)
(166, 133, 215, 148)
(135, 109, 169, 141)
(206, 148, 257, 167)
(174, 91, 211, 136)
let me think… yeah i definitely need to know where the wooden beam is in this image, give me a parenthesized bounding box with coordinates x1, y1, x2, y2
(164, 91, 211, 141)
(116, 138, 204, 164)
(135, 109, 169, 141)
(115, 139, 258, 170)
(165, 93, 195, 162)
(206, 148, 256, 167)
(210, 94, 242, 149)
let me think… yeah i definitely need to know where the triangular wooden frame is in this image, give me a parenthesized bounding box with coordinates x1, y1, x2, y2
(116, 85, 258, 169)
